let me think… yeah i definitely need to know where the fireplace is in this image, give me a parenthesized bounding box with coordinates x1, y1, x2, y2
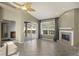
(10, 32, 16, 38)
(59, 30, 74, 46)
(62, 33, 70, 41)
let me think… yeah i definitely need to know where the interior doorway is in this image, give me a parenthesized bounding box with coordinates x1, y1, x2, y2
(24, 22, 37, 41)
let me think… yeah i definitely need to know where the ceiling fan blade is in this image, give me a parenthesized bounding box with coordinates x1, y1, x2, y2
(23, 3, 35, 12)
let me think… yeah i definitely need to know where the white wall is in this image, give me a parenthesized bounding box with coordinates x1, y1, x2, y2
(59, 10, 74, 29)
(21, 11, 38, 22)
(3, 8, 21, 21)
(74, 8, 79, 46)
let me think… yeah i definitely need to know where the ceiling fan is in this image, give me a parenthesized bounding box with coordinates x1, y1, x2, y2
(11, 2, 35, 12)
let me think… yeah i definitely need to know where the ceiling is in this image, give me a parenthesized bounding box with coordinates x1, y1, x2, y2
(8, 2, 79, 20)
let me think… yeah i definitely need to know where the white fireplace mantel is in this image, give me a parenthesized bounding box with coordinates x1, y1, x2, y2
(59, 27, 73, 30)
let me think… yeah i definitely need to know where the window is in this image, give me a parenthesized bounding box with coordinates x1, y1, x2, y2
(49, 30, 55, 34)
(43, 30, 48, 34)
(41, 20, 55, 35)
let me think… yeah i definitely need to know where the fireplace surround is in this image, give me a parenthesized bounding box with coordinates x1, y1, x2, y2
(59, 30, 74, 46)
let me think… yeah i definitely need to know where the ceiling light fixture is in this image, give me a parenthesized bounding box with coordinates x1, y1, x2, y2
(13, 2, 36, 12)
(21, 6, 27, 10)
